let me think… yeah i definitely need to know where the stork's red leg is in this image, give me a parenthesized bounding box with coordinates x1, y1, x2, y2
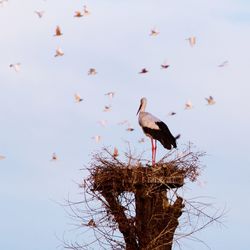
(151, 138, 155, 166)
(151, 138, 157, 166)
(154, 140, 157, 165)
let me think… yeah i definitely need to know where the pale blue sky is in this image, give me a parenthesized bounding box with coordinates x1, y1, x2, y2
(0, 0, 250, 249)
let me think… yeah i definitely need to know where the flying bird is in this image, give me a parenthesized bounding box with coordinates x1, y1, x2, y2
(118, 120, 129, 126)
(74, 93, 83, 102)
(138, 138, 145, 143)
(79, 180, 86, 189)
(92, 135, 101, 143)
(117, 120, 134, 131)
(0, 155, 6, 160)
(87, 219, 96, 227)
(51, 152, 58, 161)
(54, 47, 64, 57)
(205, 96, 216, 105)
(185, 100, 193, 110)
(105, 92, 115, 99)
(161, 62, 170, 69)
(168, 112, 176, 116)
(186, 36, 196, 47)
(218, 60, 228, 67)
(117, 120, 128, 125)
(54, 26, 62, 36)
(137, 97, 180, 166)
(83, 5, 90, 16)
(117, 120, 133, 131)
(88, 68, 97, 75)
(9, 63, 21, 72)
(74, 11, 83, 17)
(126, 127, 135, 132)
(113, 147, 119, 158)
(150, 28, 159, 36)
(34, 10, 45, 18)
(98, 120, 107, 127)
(103, 105, 111, 112)
(139, 68, 148, 74)
(0, 0, 8, 6)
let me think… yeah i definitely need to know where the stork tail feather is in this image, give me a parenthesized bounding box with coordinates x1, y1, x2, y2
(175, 134, 181, 140)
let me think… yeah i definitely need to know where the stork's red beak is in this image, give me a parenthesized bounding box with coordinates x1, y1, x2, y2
(136, 103, 142, 115)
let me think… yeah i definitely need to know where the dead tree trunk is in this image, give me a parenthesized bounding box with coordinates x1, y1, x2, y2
(93, 164, 185, 250)
(135, 188, 183, 250)
(100, 190, 139, 250)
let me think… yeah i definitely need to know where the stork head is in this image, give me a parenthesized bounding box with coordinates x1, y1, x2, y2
(136, 97, 147, 115)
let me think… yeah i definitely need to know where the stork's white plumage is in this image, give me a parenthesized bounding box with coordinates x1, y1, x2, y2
(137, 97, 180, 166)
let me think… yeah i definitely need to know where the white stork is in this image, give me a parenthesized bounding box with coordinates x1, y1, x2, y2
(137, 97, 180, 166)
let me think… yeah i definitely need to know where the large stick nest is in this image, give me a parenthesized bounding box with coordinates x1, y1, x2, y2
(89, 146, 203, 195)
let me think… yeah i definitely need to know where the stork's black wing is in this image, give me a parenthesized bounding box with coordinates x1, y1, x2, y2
(142, 121, 178, 150)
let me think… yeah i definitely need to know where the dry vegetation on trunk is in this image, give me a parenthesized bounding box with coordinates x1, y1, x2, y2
(63, 145, 222, 250)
